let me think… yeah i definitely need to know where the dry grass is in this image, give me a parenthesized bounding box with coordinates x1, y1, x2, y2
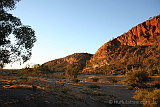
(3, 84, 32, 89)
(0, 70, 159, 107)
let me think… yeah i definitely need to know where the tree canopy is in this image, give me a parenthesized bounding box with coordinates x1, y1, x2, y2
(0, 0, 36, 68)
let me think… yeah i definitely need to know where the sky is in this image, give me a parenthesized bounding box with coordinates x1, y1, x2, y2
(5, 0, 160, 69)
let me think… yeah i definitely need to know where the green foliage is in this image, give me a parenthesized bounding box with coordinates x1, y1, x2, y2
(32, 64, 51, 74)
(0, 0, 36, 68)
(125, 69, 151, 89)
(64, 63, 81, 79)
(38, 65, 49, 72)
(0, 0, 21, 10)
(134, 89, 160, 107)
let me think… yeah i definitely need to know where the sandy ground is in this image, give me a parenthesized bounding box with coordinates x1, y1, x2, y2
(0, 89, 57, 107)
(1, 72, 158, 107)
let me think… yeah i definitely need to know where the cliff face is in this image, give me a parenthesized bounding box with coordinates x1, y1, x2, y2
(43, 53, 93, 72)
(83, 15, 160, 74)
(116, 16, 160, 46)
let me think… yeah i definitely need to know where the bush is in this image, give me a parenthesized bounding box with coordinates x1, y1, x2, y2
(71, 78, 80, 83)
(20, 75, 28, 81)
(64, 63, 80, 79)
(155, 84, 160, 89)
(21, 68, 33, 74)
(61, 86, 71, 94)
(125, 69, 151, 89)
(152, 80, 160, 89)
(32, 65, 52, 74)
(91, 78, 99, 82)
(147, 70, 158, 76)
(107, 77, 118, 83)
(134, 89, 160, 107)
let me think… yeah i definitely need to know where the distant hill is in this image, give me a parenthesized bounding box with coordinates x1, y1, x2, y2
(83, 15, 160, 74)
(43, 53, 93, 72)
(43, 15, 160, 75)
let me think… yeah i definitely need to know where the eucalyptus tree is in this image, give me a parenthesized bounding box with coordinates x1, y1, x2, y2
(0, 0, 36, 68)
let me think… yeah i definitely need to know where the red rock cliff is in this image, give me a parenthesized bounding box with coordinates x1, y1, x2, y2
(83, 15, 160, 73)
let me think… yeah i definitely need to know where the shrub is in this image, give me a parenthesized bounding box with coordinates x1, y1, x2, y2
(134, 89, 160, 107)
(107, 77, 118, 83)
(91, 78, 99, 82)
(155, 84, 160, 89)
(125, 69, 151, 89)
(32, 65, 51, 74)
(64, 63, 80, 79)
(61, 86, 71, 94)
(21, 68, 33, 74)
(152, 80, 160, 89)
(44, 84, 52, 90)
(71, 78, 80, 83)
(147, 70, 158, 76)
(52, 72, 66, 79)
(20, 75, 28, 81)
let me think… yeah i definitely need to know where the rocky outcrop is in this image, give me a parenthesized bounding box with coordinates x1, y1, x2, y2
(83, 15, 160, 74)
(116, 16, 160, 46)
(43, 53, 93, 72)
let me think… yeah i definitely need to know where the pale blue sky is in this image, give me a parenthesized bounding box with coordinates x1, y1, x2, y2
(5, 0, 160, 69)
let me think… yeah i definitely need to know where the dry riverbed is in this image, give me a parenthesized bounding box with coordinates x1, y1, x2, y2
(0, 71, 159, 107)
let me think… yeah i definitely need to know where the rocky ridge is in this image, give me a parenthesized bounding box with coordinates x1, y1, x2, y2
(43, 15, 160, 74)
(83, 15, 160, 74)
(43, 53, 93, 72)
